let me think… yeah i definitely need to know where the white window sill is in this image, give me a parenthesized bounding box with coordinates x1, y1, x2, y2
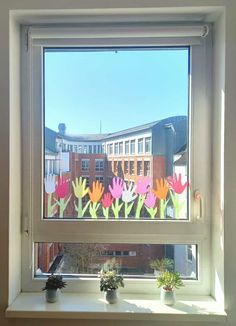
(6, 293, 226, 322)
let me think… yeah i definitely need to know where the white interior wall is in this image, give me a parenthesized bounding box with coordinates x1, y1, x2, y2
(0, 1, 235, 325)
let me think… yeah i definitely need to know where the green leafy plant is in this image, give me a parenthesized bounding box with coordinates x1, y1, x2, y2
(149, 257, 174, 273)
(100, 270, 124, 292)
(156, 271, 184, 291)
(42, 274, 67, 291)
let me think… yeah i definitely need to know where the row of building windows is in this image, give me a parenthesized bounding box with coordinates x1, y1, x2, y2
(81, 176, 104, 187)
(45, 158, 150, 177)
(58, 137, 151, 156)
(101, 250, 137, 257)
(81, 159, 104, 172)
(107, 137, 151, 156)
(111, 160, 150, 176)
(61, 143, 104, 154)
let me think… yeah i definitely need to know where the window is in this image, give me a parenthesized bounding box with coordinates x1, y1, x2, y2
(95, 159, 104, 172)
(81, 159, 90, 172)
(137, 161, 143, 176)
(114, 161, 118, 173)
(95, 176, 104, 184)
(145, 137, 151, 153)
(130, 140, 135, 154)
(114, 143, 118, 155)
(144, 161, 150, 176)
(82, 176, 90, 188)
(138, 138, 144, 154)
(35, 242, 197, 278)
(119, 142, 123, 155)
(187, 245, 193, 263)
(108, 143, 113, 155)
(117, 161, 122, 174)
(130, 161, 135, 175)
(125, 141, 129, 154)
(124, 161, 129, 174)
(108, 161, 112, 172)
(22, 23, 211, 295)
(45, 159, 57, 175)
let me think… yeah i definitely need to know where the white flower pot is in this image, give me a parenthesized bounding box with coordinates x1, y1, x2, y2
(105, 290, 118, 304)
(45, 289, 59, 303)
(160, 287, 175, 306)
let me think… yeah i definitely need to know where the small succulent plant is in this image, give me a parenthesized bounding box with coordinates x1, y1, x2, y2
(100, 270, 124, 292)
(42, 274, 67, 291)
(156, 271, 184, 291)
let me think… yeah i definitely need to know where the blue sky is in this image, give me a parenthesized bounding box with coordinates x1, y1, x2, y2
(44, 48, 189, 135)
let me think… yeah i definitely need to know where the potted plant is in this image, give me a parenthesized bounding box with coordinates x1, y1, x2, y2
(42, 274, 67, 303)
(149, 257, 174, 276)
(100, 270, 124, 304)
(156, 271, 184, 306)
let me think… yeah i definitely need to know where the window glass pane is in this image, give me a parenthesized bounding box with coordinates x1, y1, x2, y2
(44, 48, 189, 220)
(35, 243, 197, 279)
(125, 141, 129, 154)
(138, 139, 144, 154)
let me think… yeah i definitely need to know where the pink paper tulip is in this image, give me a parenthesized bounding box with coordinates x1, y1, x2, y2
(144, 191, 156, 208)
(109, 177, 123, 199)
(136, 177, 151, 195)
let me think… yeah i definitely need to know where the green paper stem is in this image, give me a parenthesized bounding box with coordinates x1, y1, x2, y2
(59, 198, 64, 218)
(111, 198, 123, 219)
(89, 202, 99, 218)
(54, 195, 71, 218)
(135, 195, 145, 219)
(145, 206, 157, 219)
(124, 201, 134, 219)
(102, 207, 109, 219)
(82, 200, 91, 216)
(159, 199, 169, 219)
(47, 193, 52, 217)
(169, 191, 185, 219)
(78, 197, 82, 217)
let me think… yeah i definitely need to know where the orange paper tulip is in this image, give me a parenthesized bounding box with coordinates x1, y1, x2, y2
(153, 178, 169, 200)
(88, 181, 104, 203)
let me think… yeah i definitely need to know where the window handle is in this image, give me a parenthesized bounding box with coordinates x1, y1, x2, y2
(194, 190, 203, 219)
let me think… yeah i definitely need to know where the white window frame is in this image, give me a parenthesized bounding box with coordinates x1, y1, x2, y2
(145, 137, 151, 153)
(21, 23, 211, 295)
(119, 142, 123, 155)
(95, 159, 104, 172)
(130, 139, 136, 154)
(144, 160, 151, 176)
(137, 160, 143, 176)
(125, 140, 130, 155)
(81, 159, 90, 172)
(138, 138, 144, 154)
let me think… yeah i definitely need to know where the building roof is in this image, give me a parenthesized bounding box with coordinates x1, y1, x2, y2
(59, 133, 110, 142)
(175, 143, 187, 155)
(103, 120, 159, 140)
(174, 152, 187, 166)
(45, 116, 187, 151)
(45, 127, 58, 153)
